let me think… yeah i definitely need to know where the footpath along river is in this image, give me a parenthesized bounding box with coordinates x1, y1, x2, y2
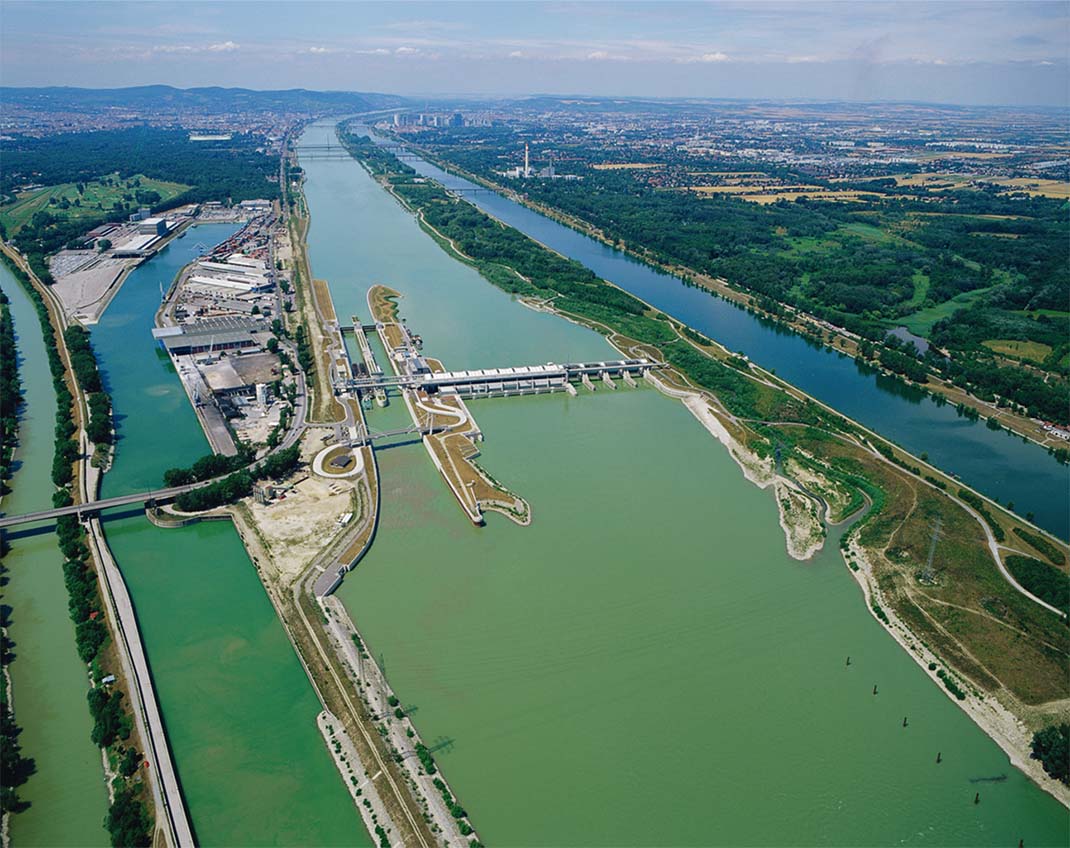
(1, 263, 109, 846)
(87, 227, 368, 846)
(367, 132, 1070, 542)
(300, 120, 1069, 845)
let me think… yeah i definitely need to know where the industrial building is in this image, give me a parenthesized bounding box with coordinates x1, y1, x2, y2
(151, 316, 271, 356)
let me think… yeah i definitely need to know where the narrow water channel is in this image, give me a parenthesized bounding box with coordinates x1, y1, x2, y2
(369, 133, 1070, 541)
(1, 264, 109, 846)
(86, 229, 368, 846)
(301, 120, 1069, 846)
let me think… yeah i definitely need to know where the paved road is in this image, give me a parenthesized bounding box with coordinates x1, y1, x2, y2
(87, 517, 195, 847)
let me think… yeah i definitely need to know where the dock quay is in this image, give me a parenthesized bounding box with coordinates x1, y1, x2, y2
(341, 316, 387, 406)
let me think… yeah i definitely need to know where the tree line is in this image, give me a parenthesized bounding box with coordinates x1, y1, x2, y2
(172, 444, 301, 513)
(0, 289, 21, 493)
(1, 255, 150, 845)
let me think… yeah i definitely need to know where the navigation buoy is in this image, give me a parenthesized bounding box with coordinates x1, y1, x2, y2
(936, 752, 942, 764)
(846, 656, 851, 666)
(974, 792, 980, 805)
(873, 684, 878, 695)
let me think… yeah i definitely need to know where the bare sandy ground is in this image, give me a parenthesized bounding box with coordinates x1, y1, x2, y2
(671, 387, 826, 560)
(51, 256, 134, 324)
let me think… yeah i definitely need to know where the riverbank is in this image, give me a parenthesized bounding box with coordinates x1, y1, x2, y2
(407, 145, 1068, 458)
(341, 136, 1069, 806)
(0, 245, 182, 845)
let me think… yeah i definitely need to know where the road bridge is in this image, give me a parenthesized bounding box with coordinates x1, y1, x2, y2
(0, 485, 205, 530)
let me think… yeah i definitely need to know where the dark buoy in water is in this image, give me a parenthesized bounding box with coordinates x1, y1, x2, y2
(903, 716, 908, 727)
(974, 792, 980, 805)
(846, 656, 851, 666)
(936, 752, 942, 764)
(1019, 840, 1024, 848)
(873, 684, 878, 695)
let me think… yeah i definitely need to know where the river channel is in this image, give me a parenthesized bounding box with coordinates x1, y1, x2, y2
(300, 120, 1069, 845)
(87, 229, 368, 846)
(370, 133, 1069, 542)
(1, 263, 109, 846)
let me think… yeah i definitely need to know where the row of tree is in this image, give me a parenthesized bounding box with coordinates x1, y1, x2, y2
(63, 325, 113, 446)
(0, 289, 21, 492)
(1, 256, 151, 845)
(173, 444, 301, 513)
(0, 285, 35, 816)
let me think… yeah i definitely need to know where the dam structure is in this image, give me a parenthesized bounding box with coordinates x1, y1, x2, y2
(341, 316, 654, 399)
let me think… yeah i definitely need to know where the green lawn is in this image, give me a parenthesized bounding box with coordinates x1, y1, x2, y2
(898, 286, 996, 337)
(906, 270, 930, 310)
(0, 173, 190, 235)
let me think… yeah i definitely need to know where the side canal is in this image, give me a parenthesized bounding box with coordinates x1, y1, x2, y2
(88, 228, 369, 846)
(300, 120, 1069, 847)
(1, 263, 109, 846)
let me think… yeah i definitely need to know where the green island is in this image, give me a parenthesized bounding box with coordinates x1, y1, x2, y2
(339, 128, 1070, 792)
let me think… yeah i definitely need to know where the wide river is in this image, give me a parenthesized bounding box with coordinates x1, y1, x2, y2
(373, 134, 1070, 542)
(300, 120, 1068, 845)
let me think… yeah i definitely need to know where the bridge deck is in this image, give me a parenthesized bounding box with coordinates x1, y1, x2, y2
(347, 358, 654, 391)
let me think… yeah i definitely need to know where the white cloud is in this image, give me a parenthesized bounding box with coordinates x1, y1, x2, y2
(395, 46, 419, 55)
(586, 50, 611, 60)
(307, 46, 333, 55)
(207, 40, 239, 52)
(673, 50, 730, 64)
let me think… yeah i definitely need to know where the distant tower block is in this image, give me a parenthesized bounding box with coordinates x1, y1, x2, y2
(524, 142, 531, 177)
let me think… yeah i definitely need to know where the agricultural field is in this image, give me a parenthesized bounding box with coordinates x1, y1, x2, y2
(682, 177, 883, 205)
(982, 339, 1055, 364)
(0, 173, 190, 235)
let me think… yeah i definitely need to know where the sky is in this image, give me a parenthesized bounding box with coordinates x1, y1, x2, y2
(2, 1, 1068, 106)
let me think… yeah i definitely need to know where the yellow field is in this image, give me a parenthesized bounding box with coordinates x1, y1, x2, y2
(592, 162, 664, 170)
(890, 172, 970, 189)
(985, 178, 1070, 199)
(982, 339, 1053, 363)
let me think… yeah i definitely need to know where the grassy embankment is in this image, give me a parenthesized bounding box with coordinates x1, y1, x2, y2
(341, 135, 1070, 798)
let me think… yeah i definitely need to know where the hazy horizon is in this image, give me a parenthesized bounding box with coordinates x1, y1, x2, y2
(2, 1, 1067, 107)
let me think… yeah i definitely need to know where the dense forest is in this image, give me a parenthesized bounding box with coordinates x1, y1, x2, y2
(1, 128, 281, 282)
(424, 140, 1070, 423)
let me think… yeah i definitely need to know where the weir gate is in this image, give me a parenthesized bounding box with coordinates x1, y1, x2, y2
(345, 359, 656, 399)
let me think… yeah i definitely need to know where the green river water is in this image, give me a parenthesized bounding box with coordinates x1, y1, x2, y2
(1, 264, 109, 846)
(298, 120, 1070, 846)
(89, 229, 369, 847)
